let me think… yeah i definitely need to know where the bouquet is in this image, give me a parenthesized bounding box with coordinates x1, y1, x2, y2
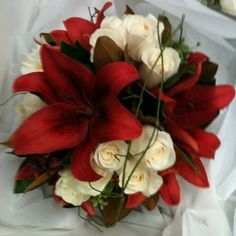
(2, 2, 235, 228)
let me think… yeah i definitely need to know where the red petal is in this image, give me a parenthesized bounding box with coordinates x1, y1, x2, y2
(164, 119, 199, 153)
(13, 72, 56, 104)
(95, 2, 113, 27)
(50, 30, 72, 45)
(16, 164, 39, 180)
(96, 62, 139, 96)
(187, 52, 208, 66)
(81, 200, 96, 216)
(71, 140, 102, 181)
(92, 95, 142, 142)
(63, 18, 96, 50)
(126, 192, 146, 209)
(175, 153, 209, 187)
(41, 45, 95, 102)
(53, 191, 70, 207)
(167, 62, 202, 97)
(13, 103, 89, 155)
(159, 173, 180, 206)
(188, 128, 220, 159)
(150, 87, 175, 103)
(170, 85, 235, 128)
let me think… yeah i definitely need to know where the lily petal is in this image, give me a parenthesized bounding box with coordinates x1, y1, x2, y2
(81, 200, 96, 216)
(167, 62, 202, 97)
(63, 18, 96, 50)
(41, 45, 95, 102)
(159, 173, 180, 205)
(187, 52, 208, 66)
(188, 128, 220, 159)
(170, 85, 235, 128)
(95, 2, 113, 27)
(175, 152, 209, 188)
(13, 72, 56, 104)
(71, 140, 102, 181)
(13, 103, 89, 155)
(126, 192, 146, 209)
(96, 62, 139, 96)
(51, 30, 72, 45)
(164, 119, 199, 153)
(92, 95, 142, 142)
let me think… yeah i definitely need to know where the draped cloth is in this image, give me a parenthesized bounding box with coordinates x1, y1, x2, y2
(0, 1, 235, 235)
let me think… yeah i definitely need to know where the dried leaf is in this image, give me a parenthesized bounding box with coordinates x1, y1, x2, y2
(93, 36, 124, 71)
(199, 61, 218, 85)
(100, 197, 132, 226)
(124, 5, 135, 15)
(143, 193, 159, 210)
(40, 33, 56, 45)
(1, 134, 14, 148)
(159, 16, 172, 44)
(24, 171, 55, 193)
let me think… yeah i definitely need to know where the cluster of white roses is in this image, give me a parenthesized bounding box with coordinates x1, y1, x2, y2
(220, 0, 236, 16)
(90, 13, 181, 88)
(55, 125, 176, 206)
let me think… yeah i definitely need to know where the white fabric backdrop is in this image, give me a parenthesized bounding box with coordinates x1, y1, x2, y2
(0, 0, 235, 235)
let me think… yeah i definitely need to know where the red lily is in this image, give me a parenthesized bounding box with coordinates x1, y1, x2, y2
(51, 2, 112, 50)
(153, 52, 235, 205)
(163, 52, 235, 159)
(12, 45, 142, 181)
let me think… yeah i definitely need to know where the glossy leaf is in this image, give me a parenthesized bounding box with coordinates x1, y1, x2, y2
(93, 36, 124, 71)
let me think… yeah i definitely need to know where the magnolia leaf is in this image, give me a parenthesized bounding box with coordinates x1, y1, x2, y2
(14, 180, 33, 194)
(124, 5, 135, 14)
(143, 193, 159, 210)
(100, 196, 132, 226)
(198, 61, 218, 85)
(1, 133, 14, 148)
(159, 16, 172, 44)
(93, 36, 124, 71)
(60, 41, 94, 72)
(24, 172, 55, 193)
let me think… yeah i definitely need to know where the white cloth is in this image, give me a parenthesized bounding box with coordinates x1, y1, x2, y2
(0, 0, 235, 235)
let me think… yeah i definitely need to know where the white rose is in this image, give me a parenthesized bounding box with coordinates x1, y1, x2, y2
(139, 47, 181, 88)
(118, 159, 163, 197)
(130, 125, 176, 171)
(220, 0, 236, 16)
(55, 168, 113, 206)
(89, 16, 126, 62)
(21, 45, 43, 75)
(15, 93, 46, 120)
(122, 13, 164, 61)
(93, 141, 128, 172)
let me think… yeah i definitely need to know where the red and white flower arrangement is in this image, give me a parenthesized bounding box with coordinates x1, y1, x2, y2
(2, 2, 235, 226)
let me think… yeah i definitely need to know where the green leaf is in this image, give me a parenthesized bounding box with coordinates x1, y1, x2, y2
(60, 41, 94, 72)
(14, 180, 33, 194)
(163, 65, 195, 90)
